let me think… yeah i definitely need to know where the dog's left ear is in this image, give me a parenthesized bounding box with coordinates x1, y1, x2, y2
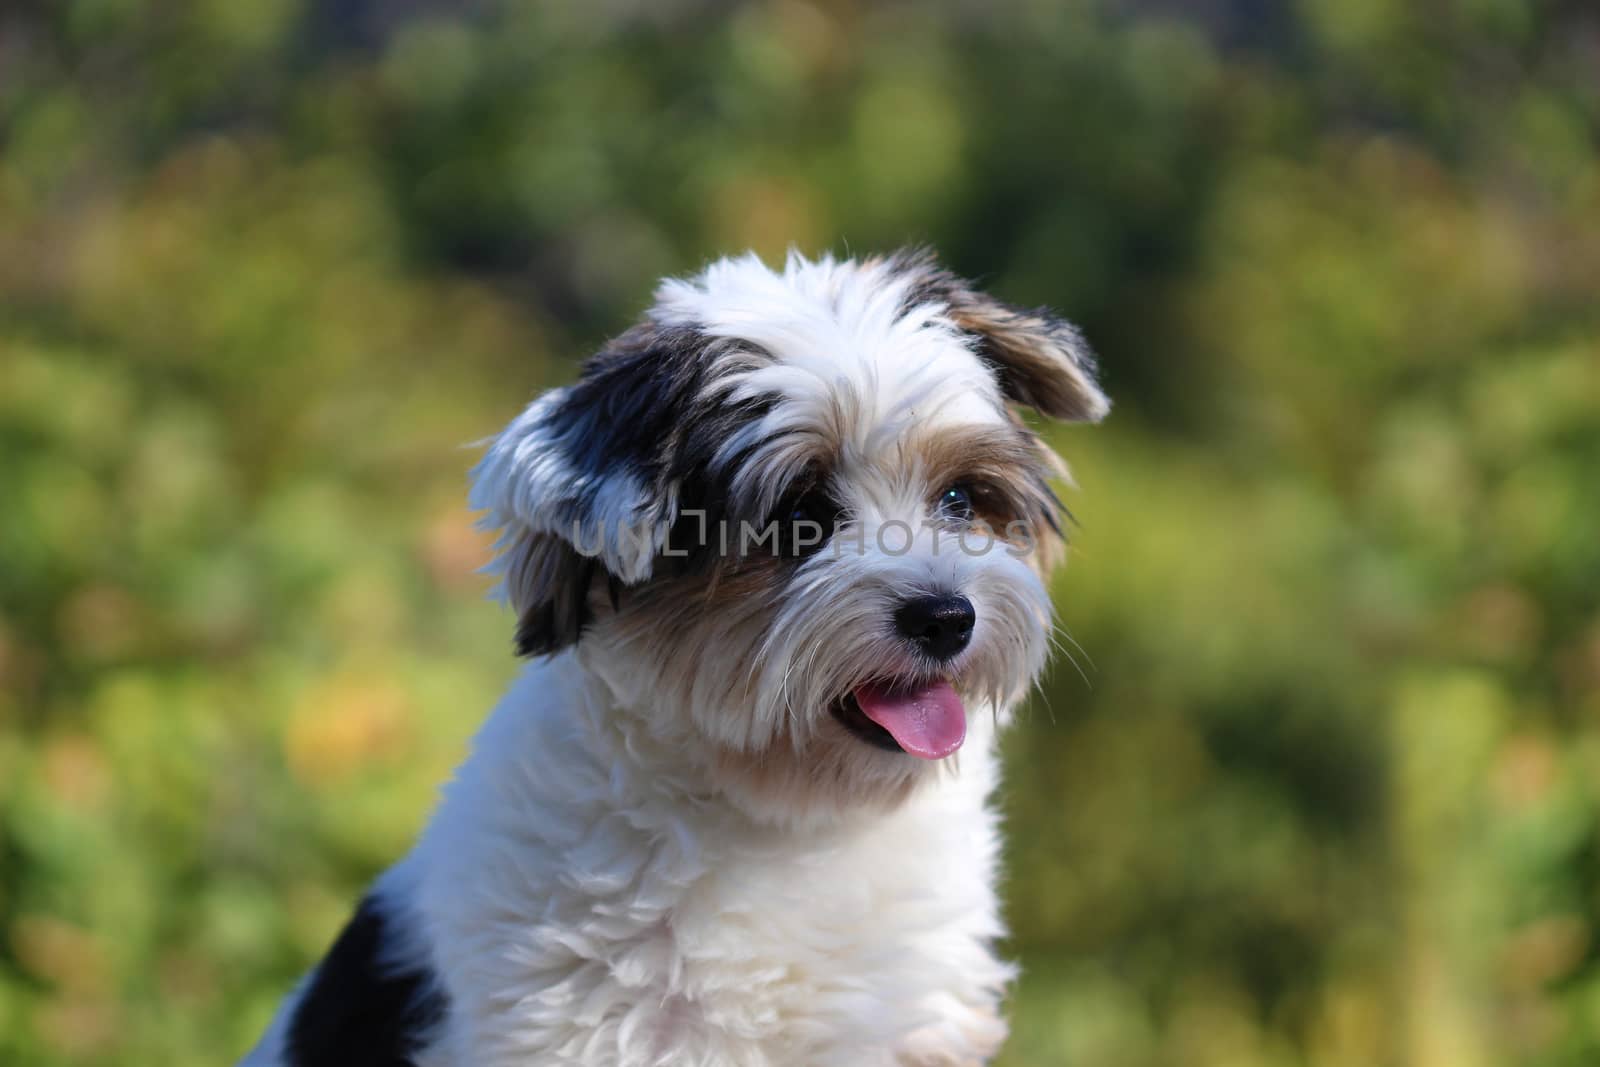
(470, 323, 706, 656)
(895, 251, 1110, 423)
(945, 292, 1110, 423)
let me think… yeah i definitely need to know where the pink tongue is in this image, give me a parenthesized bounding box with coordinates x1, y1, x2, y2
(852, 680, 967, 759)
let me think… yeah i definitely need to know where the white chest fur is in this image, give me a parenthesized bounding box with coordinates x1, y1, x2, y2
(407, 660, 1014, 1067)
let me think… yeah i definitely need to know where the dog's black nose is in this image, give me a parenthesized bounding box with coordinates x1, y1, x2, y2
(894, 594, 976, 661)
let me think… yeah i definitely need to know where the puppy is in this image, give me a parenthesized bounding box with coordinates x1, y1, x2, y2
(242, 249, 1108, 1067)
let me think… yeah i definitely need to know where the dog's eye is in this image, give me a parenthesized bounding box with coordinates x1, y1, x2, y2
(936, 484, 976, 522)
(779, 490, 836, 558)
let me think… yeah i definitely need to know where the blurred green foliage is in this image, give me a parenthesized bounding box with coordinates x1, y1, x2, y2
(2, 2, 1598, 1064)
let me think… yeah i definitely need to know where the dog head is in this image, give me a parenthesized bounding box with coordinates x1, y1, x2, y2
(472, 250, 1107, 824)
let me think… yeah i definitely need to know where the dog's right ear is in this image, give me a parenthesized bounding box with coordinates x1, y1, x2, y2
(470, 323, 710, 656)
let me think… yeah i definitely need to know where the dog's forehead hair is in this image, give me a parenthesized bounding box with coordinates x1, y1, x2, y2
(645, 253, 1036, 521)
(658, 250, 1010, 433)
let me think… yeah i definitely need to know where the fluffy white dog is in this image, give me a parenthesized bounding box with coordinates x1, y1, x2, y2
(243, 249, 1108, 1067)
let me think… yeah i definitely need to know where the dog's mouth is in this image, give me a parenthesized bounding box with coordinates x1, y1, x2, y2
(829, 678, 967, 759)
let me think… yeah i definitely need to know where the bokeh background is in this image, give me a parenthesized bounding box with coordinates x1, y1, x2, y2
(3, 2, 1599, 1064)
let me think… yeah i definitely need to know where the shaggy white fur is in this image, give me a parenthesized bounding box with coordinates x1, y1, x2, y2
(409, 655, 1013, 1067)
(242, 250, 1107, 1067)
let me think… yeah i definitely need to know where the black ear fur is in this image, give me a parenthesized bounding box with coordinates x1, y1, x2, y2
(892, 249, 1110, 423)
(471, 321, 755, 656)
(507, 534, 600, 657)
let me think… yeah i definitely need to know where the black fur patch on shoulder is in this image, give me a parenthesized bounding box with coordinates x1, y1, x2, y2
(286, 895, 447, 1067)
